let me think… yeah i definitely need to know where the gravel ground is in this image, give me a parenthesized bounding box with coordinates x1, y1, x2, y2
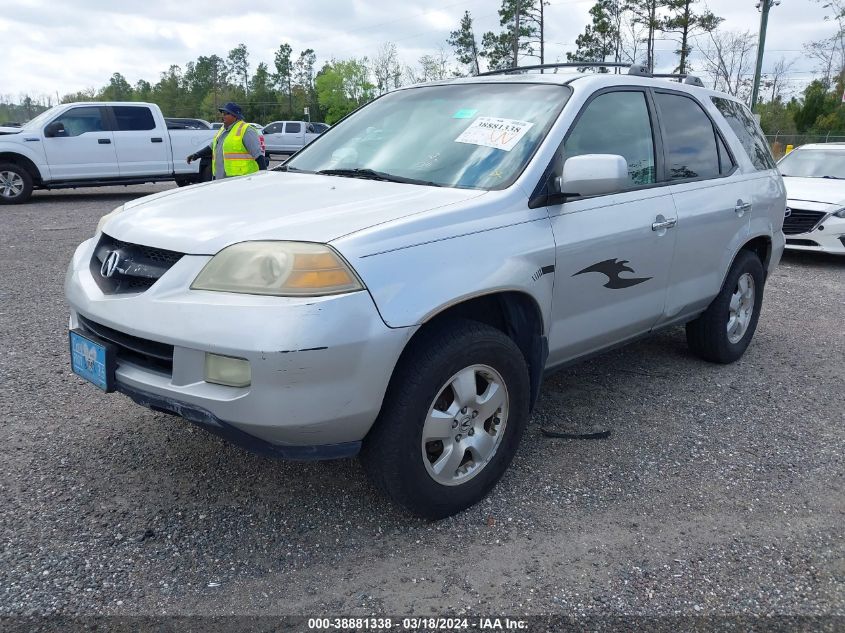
(0, 183, 843, 625)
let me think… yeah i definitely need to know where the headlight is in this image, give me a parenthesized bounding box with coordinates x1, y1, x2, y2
(191, 241, 364, 296)
(96, 205, 124, 234)
(833, 208, 845, 218)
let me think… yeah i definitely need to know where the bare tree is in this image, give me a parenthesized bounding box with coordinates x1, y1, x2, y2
(405, 47, 452, 84)
(697, 29, 756, 100)
(619, 10, 647, 65)
(372, 42, 404, 94)
(764, 56, 796, 102)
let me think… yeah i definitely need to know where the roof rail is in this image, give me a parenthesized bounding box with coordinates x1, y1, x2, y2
(477, 62, 630, 77)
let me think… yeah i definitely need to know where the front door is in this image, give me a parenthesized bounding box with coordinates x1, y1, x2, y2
(42, 106, 118, 180)
(546, 89, 678, 365)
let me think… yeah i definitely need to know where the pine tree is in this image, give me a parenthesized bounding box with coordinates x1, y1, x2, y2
(567, 0, 622, 71)
(480, 0, 547, 70)
(660, 0, 722, 74)
(448, 11, 481, 75)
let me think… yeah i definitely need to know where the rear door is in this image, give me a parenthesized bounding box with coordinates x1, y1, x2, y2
(108, 105, 169, 177)
(546, 88, 679, 364)
(654, 91, 752, 321)
(282, 122, 305, 151)
(42, 106, 118, 180)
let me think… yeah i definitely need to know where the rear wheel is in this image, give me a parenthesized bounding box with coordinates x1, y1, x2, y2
(361, 320, 530, 519)
(0, 163, 33, 204)
(686, 249, 765, 363)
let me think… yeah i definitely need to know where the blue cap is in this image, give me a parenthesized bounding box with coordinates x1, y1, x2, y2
(218, 102, 243, 119)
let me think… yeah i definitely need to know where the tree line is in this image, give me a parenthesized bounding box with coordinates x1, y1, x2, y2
(1, 0, 843, 137)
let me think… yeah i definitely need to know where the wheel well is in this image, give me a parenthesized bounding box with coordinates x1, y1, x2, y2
(415, 292, 547, 411)
(0, 153, 42, 185)
(740, 236, 772, 277)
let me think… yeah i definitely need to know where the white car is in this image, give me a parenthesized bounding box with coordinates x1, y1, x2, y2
(778, 143, 845, 255)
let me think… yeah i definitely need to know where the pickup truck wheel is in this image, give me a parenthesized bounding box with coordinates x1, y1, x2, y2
(686, 249, 764, 364)
(361, 319, 530, 519)
(0, 163, 33, 205)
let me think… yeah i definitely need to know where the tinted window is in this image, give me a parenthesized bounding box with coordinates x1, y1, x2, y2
(655, 93, 719, 181)
(712, 97, 777, 171)
(50, 107, 105, 137)
(113, 106, 155, 131)
(264, 123, 282, 134)
(286, 122, 302, 133)
(564, 90, 656, 187)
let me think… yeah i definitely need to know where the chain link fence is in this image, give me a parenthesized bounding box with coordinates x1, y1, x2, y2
(766, 133, 845, 159)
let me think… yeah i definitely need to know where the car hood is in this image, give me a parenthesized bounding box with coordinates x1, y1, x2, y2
(782, 176, 845, 206)
(0, 126, 22, 135)
(106, 171, 486, 254)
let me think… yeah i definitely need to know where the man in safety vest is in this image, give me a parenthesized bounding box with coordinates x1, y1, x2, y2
(186, 102, 266, 179)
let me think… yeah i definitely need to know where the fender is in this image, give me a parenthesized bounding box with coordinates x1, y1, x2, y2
(334, 193, 557, 333)
(0, 142, 49, 182)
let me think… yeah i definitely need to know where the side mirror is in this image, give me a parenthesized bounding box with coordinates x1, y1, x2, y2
(557, 154, 629, 198)
(44, 121, 65, 137)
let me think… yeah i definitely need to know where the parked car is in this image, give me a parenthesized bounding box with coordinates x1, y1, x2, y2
(777, 143, 845, 255)
(0, 102, 216, 203)
(262, 120, 321, 155)
(65, 66, 785, 518)
(210, 122, 223, 130)
(165, 117, 212, 130)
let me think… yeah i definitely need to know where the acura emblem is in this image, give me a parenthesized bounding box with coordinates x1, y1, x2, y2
(100, 250, 121, 278)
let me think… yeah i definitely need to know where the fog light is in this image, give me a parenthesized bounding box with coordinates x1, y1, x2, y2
(204, 353, 251, 387)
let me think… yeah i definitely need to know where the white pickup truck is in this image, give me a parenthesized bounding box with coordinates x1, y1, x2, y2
(0, 102, 215, 204)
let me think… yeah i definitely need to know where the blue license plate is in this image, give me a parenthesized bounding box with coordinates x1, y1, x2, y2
(69, 329, 115, 392)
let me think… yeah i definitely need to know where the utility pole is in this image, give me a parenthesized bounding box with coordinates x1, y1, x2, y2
(751, 0, 780, 110)
(513, 0, 521, 68)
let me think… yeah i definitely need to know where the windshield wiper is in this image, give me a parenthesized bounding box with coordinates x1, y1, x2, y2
(822, 175, 843, 179)
(316, 168, 441, 187)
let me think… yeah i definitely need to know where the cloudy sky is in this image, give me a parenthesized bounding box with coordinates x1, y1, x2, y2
(0, 0, 833, 101)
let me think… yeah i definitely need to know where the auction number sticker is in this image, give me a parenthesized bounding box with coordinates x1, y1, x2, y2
(454, 116, 534, 152)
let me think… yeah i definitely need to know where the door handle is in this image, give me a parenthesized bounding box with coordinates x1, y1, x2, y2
(97, 138, 111, 144)
(735, 201, 752, 216)
(652, 217, 677, 231)
(151, 137, 163, 143)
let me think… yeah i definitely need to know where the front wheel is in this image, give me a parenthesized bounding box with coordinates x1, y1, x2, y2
(0, 162, 34, 204)
(686, 249, 765, 363)
(361, 320, 530, 519)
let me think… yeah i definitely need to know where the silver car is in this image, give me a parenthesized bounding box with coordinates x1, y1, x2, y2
(65, 66, 785, 518)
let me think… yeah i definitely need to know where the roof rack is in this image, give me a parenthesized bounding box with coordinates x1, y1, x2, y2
(476, 62, 706, 87)
(477, 62, 630, 76)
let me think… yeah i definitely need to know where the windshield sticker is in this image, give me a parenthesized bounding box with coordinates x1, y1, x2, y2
(452, 108, 478, 119)
(454, 117, 534, 152)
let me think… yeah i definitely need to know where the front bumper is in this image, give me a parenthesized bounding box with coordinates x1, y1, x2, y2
(65, 237, 412, 450)
(784, 213, 845, 255)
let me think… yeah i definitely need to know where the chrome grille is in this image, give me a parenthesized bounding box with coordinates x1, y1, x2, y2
(90, 234, 184, 294)
(782, 208, 826, 235)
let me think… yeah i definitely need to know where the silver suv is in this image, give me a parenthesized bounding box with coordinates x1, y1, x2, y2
(65, 65, 786, 519)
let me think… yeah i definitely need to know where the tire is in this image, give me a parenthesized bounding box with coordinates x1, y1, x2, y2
(686, 249, 765, 364)
(361, 319, 530, 519)
(0, 162, 34, 205)
(199, 164, 213, 183)
(175, 177, 191, 187)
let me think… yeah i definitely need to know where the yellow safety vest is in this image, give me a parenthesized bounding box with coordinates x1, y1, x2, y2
(211, 121, 259, 178)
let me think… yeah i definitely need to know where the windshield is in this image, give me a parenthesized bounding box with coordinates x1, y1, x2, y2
(23, 107, 61, 130)
(286, 83, 571, 190)
(778, 149, 845, 179)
